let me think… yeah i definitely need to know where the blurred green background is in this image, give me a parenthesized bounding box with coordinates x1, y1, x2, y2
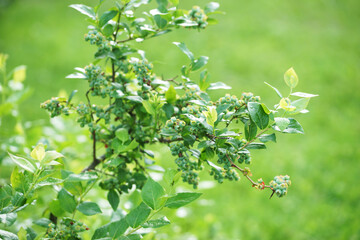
(1, 0, 360, 239)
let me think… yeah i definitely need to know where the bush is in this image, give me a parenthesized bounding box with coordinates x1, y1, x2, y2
(0, 1, 317, 239)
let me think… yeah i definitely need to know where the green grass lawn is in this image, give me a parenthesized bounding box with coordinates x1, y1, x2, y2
(1, 0, 360, 239)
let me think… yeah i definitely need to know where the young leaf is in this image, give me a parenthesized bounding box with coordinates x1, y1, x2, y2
(8, 153, 36, 173)
(274, 117, 290, 131)
(202, 106, 217, 127)
(58, 188, 77, 213)
(30, 143, 45, 161)
(69, 4, 96, 20)
(77, 201, 102, 216)
(99, 10, 118, 27)
(13, 65, 26, 83)
(289, 98, 310, 115)
(17, 227, 27, 240)
(173, 42, 194, 61)
(284, 67, 298, 89)
(264, 82, 283, 98)
(191, 56, 208, 71)
(247, 102, 269, 129)
(42, 150, 64, 164)
(165, 192, 202, 209)
(107, 190, 120, 211)
(283, 118, 304, 134)
(279, 97, 295, 111)
(291, 92, 318, 98)
(142, 216, 170, 228)
(141, 177, 165, 209)
(165, 85, 177, 104)
(125, 202, 151, 228)
(115, 128, 129, 143)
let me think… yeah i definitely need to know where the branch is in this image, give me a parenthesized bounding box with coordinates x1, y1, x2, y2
(225, 154, 273, 193)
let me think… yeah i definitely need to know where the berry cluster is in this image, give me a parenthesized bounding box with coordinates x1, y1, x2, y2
(217, 94, 244, 111)
(270, 175, 291, 197)
(40, 97, 69, 118)
(188, 6, 208, 29)
(241, 92, 261, 104)
(45, 218, 89, 239)
(237, 151, 251, 164)
(84, 30, 111, 52)
(132, 59, 153, 89)
(85, 64, 109, 98)
(165, 117, 186, 133)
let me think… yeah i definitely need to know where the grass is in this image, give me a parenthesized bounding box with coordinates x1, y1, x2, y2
(1, 0, 359, 239)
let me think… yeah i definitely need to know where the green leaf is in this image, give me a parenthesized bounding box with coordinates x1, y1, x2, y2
(42, 150, 64, 164)
(141, 178, 165, 209)
(259, 133, 276, 143)
(244, 120, 257, 141)
(108, 219, 129, 238)
(58, 188, 77, 213)
(156, 0, 168, 8)
(173, 42, 194, 61)
(264, 82, 283, 98)
(289, 98, 310, 114)
(10, 167, 31, 193)
(142, 100, 156, 115)
(191, 56, 208, 71)
(99, 10, 118, 27)
(274, 117, 290, 131)
(17, 227, 27, 240)
(125, 202, 151, 228)
(77, 201, 102, 216)
(66, 172, 98, 182)
(291, 92, 318, 98)
(165, 85, 177, 104)
(115, 128, 129, 143)
(69, 4, 96, 20)
(0, 229, 18, 240)
(283, 118, 304, 134)
(30, 143, 45, 161)
(207, 82, 231, 90)
(142, 216, 170, 228)
(93, 219, 129, 239)
(247, 102, 269, 129)
(154, 15, 167, 28)
(202, 106, 217, 127)
(199, 69, 210, 91)
(247, 143, 266, 149)
(163, 103, 174, 119)
(107, 190, 120, 211)
(33, 218, 52, 228)
(67, 90, 78, 104)
(36, 178, 63, 188)
(117, 139, 139, 153)
(8, 152, 36, 173)
(49, 200, 64, 217)
(0, 212, 17, 226)
(165, 192, 202, 209)
(284, 67, 298, 88)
